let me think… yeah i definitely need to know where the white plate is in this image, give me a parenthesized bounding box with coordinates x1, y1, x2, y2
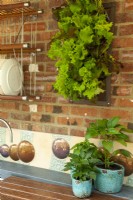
(0, 58, 23, 95)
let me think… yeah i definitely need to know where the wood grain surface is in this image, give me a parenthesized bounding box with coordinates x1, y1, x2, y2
(0, 176, 127, 200)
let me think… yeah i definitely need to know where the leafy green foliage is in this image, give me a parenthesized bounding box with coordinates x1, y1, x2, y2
(64, 140, 101, 181)
(85, 116, 133, 168)
(48, 0, 119, 100)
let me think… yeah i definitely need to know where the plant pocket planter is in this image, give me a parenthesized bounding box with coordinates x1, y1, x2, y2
(94, 163, 124, 193)
(72, 178, 92, 198)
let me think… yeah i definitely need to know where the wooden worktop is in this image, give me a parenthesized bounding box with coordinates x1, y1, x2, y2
(0, 176, 127, 200)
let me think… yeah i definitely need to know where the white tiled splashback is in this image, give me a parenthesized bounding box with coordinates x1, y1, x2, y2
(0, 128, 133, 187)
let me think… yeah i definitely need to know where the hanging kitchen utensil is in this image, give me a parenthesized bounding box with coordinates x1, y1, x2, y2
(0, 144, 10, 158)
(9, 144, 19, 161)
(17, 140, 35, 163)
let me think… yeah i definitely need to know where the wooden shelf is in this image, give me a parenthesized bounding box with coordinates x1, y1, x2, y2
(0, 43, 42, 54)
(0, 95, 41, 101)
(0, 2, 30, 10)
(0, 43, 29, 50)
(1, 176, 128, 200)
(0, 2, 43, 20)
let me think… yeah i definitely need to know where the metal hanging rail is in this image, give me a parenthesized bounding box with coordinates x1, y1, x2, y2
(0, 43, 29, 50)
(0, 48, 42, 54)
(0, 2, 43, 20)
(0, 1, 43, 100)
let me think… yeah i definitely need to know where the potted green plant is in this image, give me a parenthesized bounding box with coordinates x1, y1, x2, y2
(48, 0, 120, 101)
(64, 140, 100, 198)
(85, 116, 133, 193)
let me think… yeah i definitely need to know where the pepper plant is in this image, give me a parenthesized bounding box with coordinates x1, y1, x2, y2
(48, 0, 120, 100)
(85, 116, 133, 169)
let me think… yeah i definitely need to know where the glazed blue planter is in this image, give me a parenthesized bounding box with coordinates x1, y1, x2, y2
(94, 163, 124, 193)
(72, 178, 92, 198)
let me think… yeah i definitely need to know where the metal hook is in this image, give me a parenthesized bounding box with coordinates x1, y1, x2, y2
(0, 118, 13, 143)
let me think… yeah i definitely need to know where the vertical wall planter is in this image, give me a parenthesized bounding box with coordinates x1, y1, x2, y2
(94, 163, 124, 193)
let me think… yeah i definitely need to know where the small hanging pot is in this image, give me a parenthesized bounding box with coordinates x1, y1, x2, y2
(9, 144, 19, 161)
(0, 144, 10, 158)
(17, 140, 35, 163)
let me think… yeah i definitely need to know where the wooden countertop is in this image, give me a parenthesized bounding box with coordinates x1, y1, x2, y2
(0, 176, 127, 200)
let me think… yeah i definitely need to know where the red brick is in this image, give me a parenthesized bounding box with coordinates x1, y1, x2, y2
(21, 122, 43, 132)
(121, 50, 133, 60)
(70, 106, 99, 117)
(36, 54, 51, 62)
(37, 31, 57, 41)
(10, 121, 20, 129)
(115, 13, 133, 23)
(99, 108, 132, 121)
(112, 50, 120, 60)
(22, 104, 30, 112)
(111, 73, 120, 84)
(11, 113, 31, 121)
(31, 113, 42, 122)
(31, 124, 43, 132)
(120, 63, 133, 72)
(112, 38, 133, 48)
(70, 128, 85, 137)
(0, 102, 19, 110)
(111, 97, 118, 107)
(57, 96, 70, 104)
(119, 24, 133, 36)
(45, 105, 69, 114)
(45, 105, 53, 112)
(45, 82, 54, 92)
(47, 20, 58, 30)
(116, 98, 133, 107)
(43, 75, 56, 82)
(120, 74, 133, 84)
(57, 117, 83, 126)
(124, 0, 133, 11)
(112, 86, 132, 96)
(0, 111, 9, 119)
(49, 0, 65, 8)
(24, 72, 44, 82)
(24, 22, 46, 32)
(115, 1, 123, 13)
(41, 96, 57, 103)
(37, 105, 44, 112)
(40, 114, 55, 123)
(84, 118, 97, 128)
(24, 84, 45, 95)
(44, 125, 68, 135)
(46, 62, 56, 73)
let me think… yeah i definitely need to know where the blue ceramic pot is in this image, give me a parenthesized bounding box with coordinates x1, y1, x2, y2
(94, 163, 124, 193)
(72, 178, 92, 198)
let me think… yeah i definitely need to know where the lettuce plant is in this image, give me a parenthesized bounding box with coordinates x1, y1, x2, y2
(48, 0, 119, 100)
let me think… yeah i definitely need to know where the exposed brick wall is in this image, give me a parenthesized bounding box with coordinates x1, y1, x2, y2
(0, 0, 133, 138)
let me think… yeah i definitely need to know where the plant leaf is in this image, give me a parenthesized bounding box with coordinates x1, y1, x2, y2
(107, 116, 120, 128)
(102, 140, 113, 152)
